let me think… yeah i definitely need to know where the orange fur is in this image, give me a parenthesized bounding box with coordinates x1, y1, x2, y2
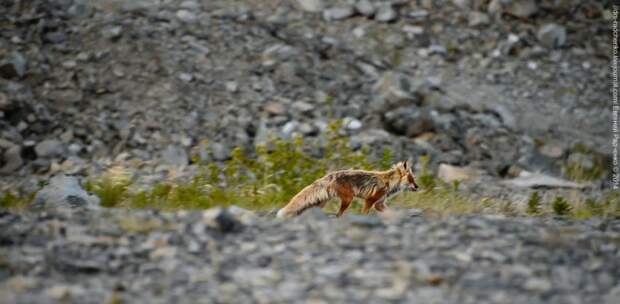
(276, 161, 418, 218)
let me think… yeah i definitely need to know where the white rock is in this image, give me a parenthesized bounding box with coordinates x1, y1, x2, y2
(31, 174, 100, 211)
(176, 9, 198, 23)
(537, 23, 567, 49)
(502, 171, 587, 189)
(376, 4, 398, 22)
(296, 0, 324, 13)
(437, 164, 480, 183)
(323, 6, 354, 21)
(355, 0, 375, 16)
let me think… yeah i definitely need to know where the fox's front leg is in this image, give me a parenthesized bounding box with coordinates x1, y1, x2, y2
(361, 190, 386, 214)
(374, 200, 386, 212)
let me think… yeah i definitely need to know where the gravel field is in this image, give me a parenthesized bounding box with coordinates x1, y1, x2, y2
(1, 208, 619, 303)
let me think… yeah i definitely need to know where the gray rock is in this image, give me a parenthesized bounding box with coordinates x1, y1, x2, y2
(468, 11, 490, 26)
(0, 92, 10, 110)
(537, 23, 567, 49)
(355, 0, 375, 16)
(104, 26, 123, 40)
(407, 10, 429, 20)
(452, 0, 471, 9)
(35, 139, 65, 158)
(180, 0, 200, 9)
(323, 6, 354, 21)
(0, 145, 23, 174)
(373, 71, 424, 108)
(0, 52, 27, 79)
(177, 10, 198, 23)
(44, 32, 66, 44)
(31, 174, 100, 211)
(350, 129, 391, 148)
(376, 4, 398, 22)
(383, 106, 436, 137)
(506, 0, 538, 18)
(202, 208, 243, 232)
(161, 145, 189, 167)
(296, 0, 324, 13)
(210, 142, 230, 161)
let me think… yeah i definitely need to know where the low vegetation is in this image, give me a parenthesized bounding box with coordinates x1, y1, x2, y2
(0, 120, 618, 218)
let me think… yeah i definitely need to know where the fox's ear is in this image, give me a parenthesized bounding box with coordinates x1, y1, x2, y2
(402, 161, 407, 170)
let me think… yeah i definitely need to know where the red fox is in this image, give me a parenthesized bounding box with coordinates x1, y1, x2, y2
(276, 160, 419, 218)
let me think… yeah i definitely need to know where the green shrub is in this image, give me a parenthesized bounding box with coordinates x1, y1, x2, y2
(526, 192, 541, 215)
(552, 196, 572, 216)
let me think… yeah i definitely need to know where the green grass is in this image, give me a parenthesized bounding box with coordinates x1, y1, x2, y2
(0, 120, 618, 219)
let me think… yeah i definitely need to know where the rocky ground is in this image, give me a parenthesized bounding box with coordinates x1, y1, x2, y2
(1, 0, 619, 302)
(1, 207, 619, 303)
(0, 0, 616, 196)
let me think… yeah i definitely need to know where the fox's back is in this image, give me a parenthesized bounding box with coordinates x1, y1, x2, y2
(323, 170, 385, 195)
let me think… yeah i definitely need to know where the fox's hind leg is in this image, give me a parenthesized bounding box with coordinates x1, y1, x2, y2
(361, 190, 387, 214)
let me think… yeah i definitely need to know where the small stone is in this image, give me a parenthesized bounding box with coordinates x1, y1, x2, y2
(323, 6, 354, 21)
(407, 10, 429, 20)
(355, 0, 375, 16)
(225, 81, 238, 92)
(437, 164, 479, 183)
(161, 145, 189, 167)
(452, 0, 471, 9)
(468, 11, 490, 26)
(343, 117, 362, 131)
(180, 0, 200, 9)
(298, 123, 315, 135)
(296, 0, 324, 12)
(178, 73, 193, 82)
(350, 129, 391, 148)
(264, 102, 286, 115)
(177, 10, 198, 23)
(0, 145, 22, 174)
(0, 92, 10, 110)
(537, 23, 567, 49)
(376, 5, 398, 22)
(403, 25, 424, 35)
(210, 142, 230, 161)
(35, 139, 65, 158)
(281, 121, 299, 137)
(292, 101, 315, 113)
(506, 0, 538, 18)
(105, 26, 123, 40)
(202, 207, 243, 233)
(62, 60, 77, 69)
(44, 32, 66, 44)
(524, 277, 552, 293)
(0, 52, 27, 79)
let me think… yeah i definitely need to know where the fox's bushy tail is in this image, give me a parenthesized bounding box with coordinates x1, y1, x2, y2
(277, 180, 334, 218)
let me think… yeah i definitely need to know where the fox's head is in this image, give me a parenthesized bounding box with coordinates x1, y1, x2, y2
(393, 160, 419, 192)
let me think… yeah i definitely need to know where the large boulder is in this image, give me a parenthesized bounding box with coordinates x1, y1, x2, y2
(30, 174, 100, 211)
